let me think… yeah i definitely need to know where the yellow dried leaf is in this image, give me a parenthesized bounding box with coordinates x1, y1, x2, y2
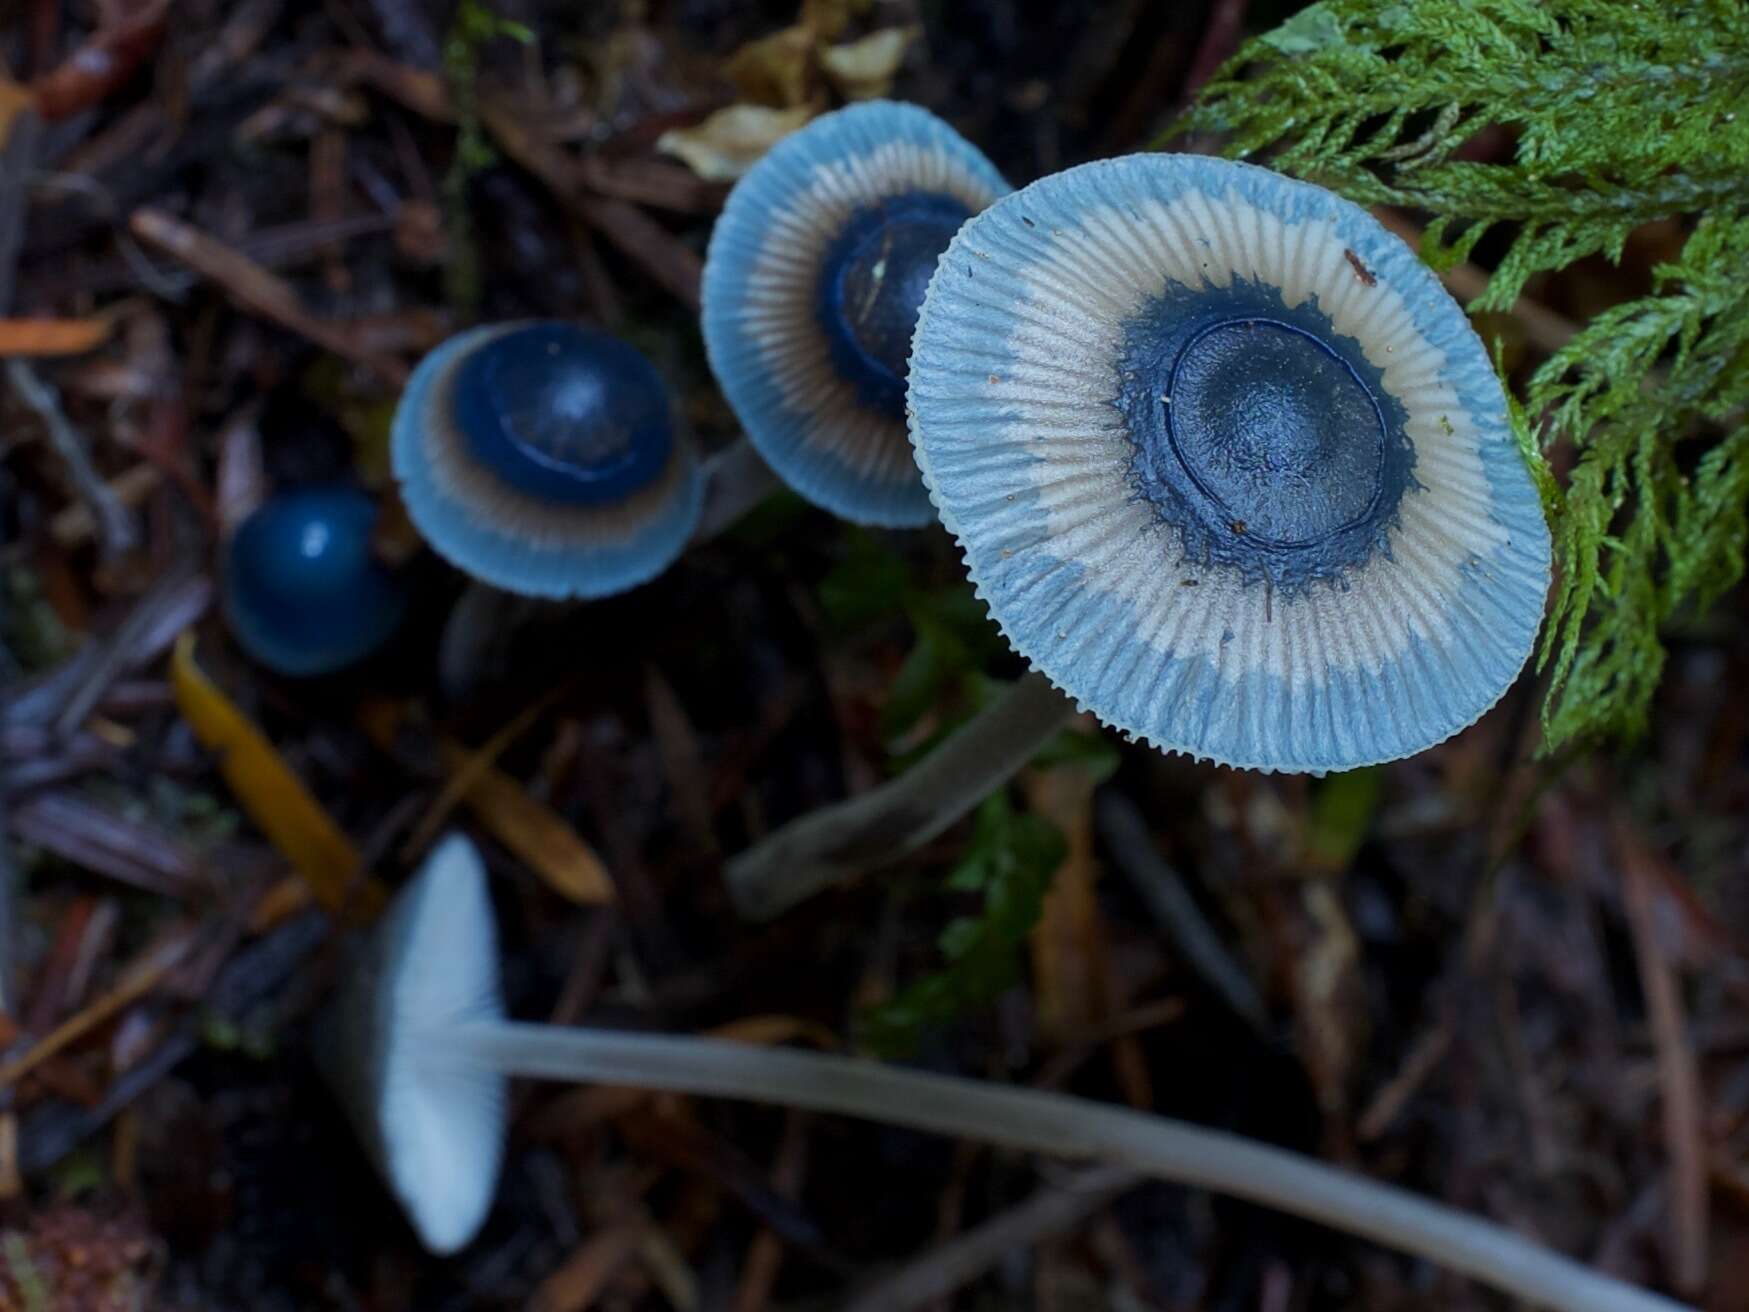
(725, 23, 816, 107)
(820, 26, 917, 101)
(172, 633, 380, 915)
(0, 80, 35, 152)
(657, 103, 815, 182)
(440, 739, 615, 905)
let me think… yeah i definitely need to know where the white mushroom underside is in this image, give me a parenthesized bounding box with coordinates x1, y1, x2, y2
(380, 834, 507, 1254)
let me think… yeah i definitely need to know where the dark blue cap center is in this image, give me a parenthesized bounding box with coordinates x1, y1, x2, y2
(1119, 280, 1417, 591)
(1167, 319, 1385, 546)
(817, 192, 972, 417)
(451, 323, 674, 507)
(225, 486, 406, 676)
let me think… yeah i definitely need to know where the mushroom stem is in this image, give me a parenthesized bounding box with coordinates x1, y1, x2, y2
(445, 1022, 1685, 1312)
(438, 580, 547, 699)
(725, 670, 1078, 920)
(692, 437, 785, 545)
(437, 439, 782, 693)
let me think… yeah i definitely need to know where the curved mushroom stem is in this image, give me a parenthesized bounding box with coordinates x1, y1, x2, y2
(692, 437, 785, 545)
(438, 581, 548, 700)
(446, 1022, 1685, 1312)
(437, 440, 781, 696)
(725, 671, 1078, 920)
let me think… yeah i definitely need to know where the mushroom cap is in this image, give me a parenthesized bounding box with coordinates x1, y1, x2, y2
(222, 485, 406, 677)
(392, 321, 702, 599)
(908, 154, 1551, 773)
(702, 101, 1008, 527)
(320, 833, 506, 1254)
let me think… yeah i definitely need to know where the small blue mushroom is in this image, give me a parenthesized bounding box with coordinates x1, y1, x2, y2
(392, 321, 702, 599)
(223, 485, 407, 677)
(908, 154, 1552, 772)
(702, 101, 1009, 528)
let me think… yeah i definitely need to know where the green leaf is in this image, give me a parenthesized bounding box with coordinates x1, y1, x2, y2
(441, 0, 535, 312)
(1304, 767, 1381, 872)
(1029, 724, 1122, 783)
(858, 792, 1065, 1057)
(882, 614, 967, 739)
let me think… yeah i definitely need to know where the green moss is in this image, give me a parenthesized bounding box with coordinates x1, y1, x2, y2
(442, 0, 533, 313)
(858, 791, 1065, 1057)
(3, 566, 72, 671)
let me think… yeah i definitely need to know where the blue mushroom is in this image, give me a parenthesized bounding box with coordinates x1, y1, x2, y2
(702, 101, 1008, 528)
(392, 321, 702, 599)
(907, 154, 1551, 772)
(223, 485, 407, 677)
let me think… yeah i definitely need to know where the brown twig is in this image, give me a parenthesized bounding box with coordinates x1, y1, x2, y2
(617, 1107, 836, 1262)
(1616, 816, 1709, 1294)
(29, 0, 169, 120)
(0, 109, 38, 1026)
(18, 911, 328, 1174)
(1181, 0, 1251, 104)
(1097, 793, 1269, 1032)
(310, 128, 351, 294)
(1358, 1023, 1453, 1141)
(24, 210, 399, 304)
(644, 667, 718, 855)
(399, 679, 573, 863)
(127, 207, 409, 385)
(6, 358, 139, 561)
(478, 101, 703, 311)
(0, 108, 37, 318)
(1025, 758, 1103, 1043)
(0, 925, 197, 1090)
(840, 1167, 1142, 1312)
(46, 562, 209, 740)
(23, 896, 117, 1035)
(49, 463, 161, 547)
(731, 1111, 809, 1312)
(1030, 995, 1188, 1092)
(0, 318, 112, 356)
(1, 724, 124, 791)
(526, 1222, 645, 1312)
(339, 51, 704, 310)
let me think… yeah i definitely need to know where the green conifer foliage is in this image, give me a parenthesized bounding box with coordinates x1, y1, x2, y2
(1173, 0, 1749, 747)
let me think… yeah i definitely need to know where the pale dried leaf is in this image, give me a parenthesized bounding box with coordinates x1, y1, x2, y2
(820, 26, 917, 101)
(442, 739, 615, 906)
(725, 23, 816, 108)
(657, 104, 814, 182)
(172, 634, 381, 916)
